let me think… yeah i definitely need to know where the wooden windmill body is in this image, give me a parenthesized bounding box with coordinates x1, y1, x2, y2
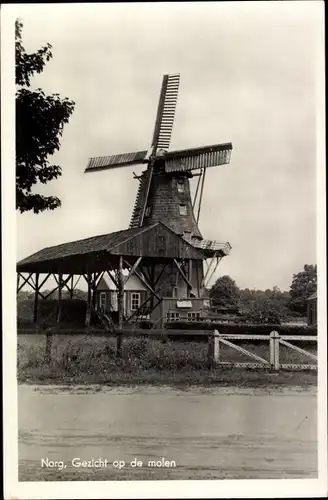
(85, 74, 232, 315)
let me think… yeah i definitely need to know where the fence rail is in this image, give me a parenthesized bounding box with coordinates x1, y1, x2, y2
(210, 330, 317, 371)
(18, 328, 318, 371)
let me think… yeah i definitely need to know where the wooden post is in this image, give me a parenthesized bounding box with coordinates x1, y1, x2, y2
(57, 272, 63, 325)
(92, 273, 97, 309)
(188, 259, 193, 297)
(85, 272, 92, 326)
(45, 332, 53, 364)
(117, 255, 124, 356)
(17, 273, 20, 297)
(33, 273, 39, 323)
(270, 331, 280, 371)
(160, 299, 164, 329)
(70, 275, 74, 299)
(208, 330, 220, 369)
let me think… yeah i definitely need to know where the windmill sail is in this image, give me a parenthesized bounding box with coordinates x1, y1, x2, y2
(85, 150, 149, 173)
(135, 73, 180, 227)
(129, 166, 153, 229)
(151, 73, 180, 152)
(164, 143, 232, 173)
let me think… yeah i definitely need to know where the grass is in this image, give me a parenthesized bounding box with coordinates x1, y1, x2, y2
(17, 334, 318, 387)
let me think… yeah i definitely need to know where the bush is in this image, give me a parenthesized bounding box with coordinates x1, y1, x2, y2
(165, 321, 317, 336)
(17, 298, 103, 328)
(243, 297, 289, 325)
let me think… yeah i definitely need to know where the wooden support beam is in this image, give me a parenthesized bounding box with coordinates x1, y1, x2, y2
(17, 272, 47, 299)
(16, 274, 20, 296)
(92, 273, 97, 309)
(126, 295, 152, 323)
(56, 272, 63, 325)
(202, 254, 223, 289)
(73, 274, 81, 291)
(104, 269, 118, 288)
(153, 263, 168, 287)
(204, 256, 222, 289)
(17, 273, 33, 293)
(124, 257, 142, 284)
(192, 168, 202, 209)
(117, 255, 124, 356)
(124, 259, 161, 302)
(139, 264, 152, 284)
(33, 273, 39, 323)
(85, 272, 92, 326)
(106, 259, 120, 284)
(70, 275, 74, 299)
(43, 275, 73, 300)
(201, 254, 216, 289)
(82, 272, 89, 285)
(196, 166, 207, 224)
(173, 258, 193, 291)
(39, 273, 52, 292)
(54, 273, 73, 294)
(195, 261, 201, 297)
(95, 271, 105, 287)
(188, 259, 193, 297)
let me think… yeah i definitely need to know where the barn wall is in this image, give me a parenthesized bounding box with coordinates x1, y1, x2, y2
(111, 223, 204, 260)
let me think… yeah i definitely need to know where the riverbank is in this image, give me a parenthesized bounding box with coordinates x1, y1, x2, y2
(18, 334, 317, 387)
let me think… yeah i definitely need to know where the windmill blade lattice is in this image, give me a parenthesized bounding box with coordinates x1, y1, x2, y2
(151, 74, 180, 152)
(85, 150, 149, 173)
(164, 143, 232, 174)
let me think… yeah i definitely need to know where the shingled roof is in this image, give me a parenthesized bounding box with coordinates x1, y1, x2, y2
(17, 222, 206, 274)
(17, 226, 143, 268)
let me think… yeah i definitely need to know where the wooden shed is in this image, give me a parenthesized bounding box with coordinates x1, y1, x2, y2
(96, 272, 148, 318)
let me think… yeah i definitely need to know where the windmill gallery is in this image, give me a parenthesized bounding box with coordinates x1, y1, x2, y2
(16, 74, 233, 330)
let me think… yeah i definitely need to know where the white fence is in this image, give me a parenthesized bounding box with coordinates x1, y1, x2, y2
(208, 330, 317, 371)
(18, 327, 318, 370)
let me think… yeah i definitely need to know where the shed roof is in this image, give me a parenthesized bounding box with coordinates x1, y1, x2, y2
(17, 222, 206, 274)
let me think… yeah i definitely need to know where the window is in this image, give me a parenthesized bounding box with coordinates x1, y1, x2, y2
(187, 312, 201, 322)
(131, 292, 141, 311)
(99, 292, 106, 311)
(166, 312, 180, 322)
(179, 204, 187, 216)
(177, 179, 184, 193)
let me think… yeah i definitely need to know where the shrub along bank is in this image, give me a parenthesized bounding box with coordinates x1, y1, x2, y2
(165, 321, 317, 336)
(17, 335, 317, 387)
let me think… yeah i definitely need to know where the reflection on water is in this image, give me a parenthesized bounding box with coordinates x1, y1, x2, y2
(19, 384, 317, 481)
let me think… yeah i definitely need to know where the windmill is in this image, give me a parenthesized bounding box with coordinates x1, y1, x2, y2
(85, 74, 232, 303)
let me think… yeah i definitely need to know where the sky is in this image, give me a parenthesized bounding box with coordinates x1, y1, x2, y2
(7, 2, 323, 291)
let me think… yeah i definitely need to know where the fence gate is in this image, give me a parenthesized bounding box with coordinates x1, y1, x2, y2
(214, 331, 270, 369)
(209, 330, 318, 371)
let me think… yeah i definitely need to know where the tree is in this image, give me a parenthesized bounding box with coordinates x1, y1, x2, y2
(16, 19, 75, 214)
(289, 264, 317, 314)
(244, 296, 288, 325)
(209, 275, 240, 308)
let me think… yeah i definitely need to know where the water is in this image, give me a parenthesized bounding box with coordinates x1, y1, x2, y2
(18, 384, 317, 481)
